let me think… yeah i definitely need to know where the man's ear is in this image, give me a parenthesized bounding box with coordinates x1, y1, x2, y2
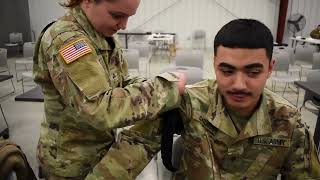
(267, 59, 275, 78)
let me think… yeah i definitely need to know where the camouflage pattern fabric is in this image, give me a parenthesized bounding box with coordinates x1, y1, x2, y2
(97, 79, 320, 180)
(85, 119, 162, 180)
(33, 6, 180, 178)
(310, 28, 320, 39)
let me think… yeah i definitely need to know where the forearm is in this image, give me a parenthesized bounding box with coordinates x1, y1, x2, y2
(85, 119, 162, 180)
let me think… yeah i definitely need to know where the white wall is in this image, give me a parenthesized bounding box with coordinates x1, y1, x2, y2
(128, 0, 280, 48)
(283, 0, 320, 44)
(28, 0, 280, 47)
(28, 0, 65, 40)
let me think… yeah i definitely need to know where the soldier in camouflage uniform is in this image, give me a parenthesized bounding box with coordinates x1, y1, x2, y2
(310, 25, 320, 39)
(95, 19, 320, 179)
(310, 25, 320, 51)
(33, 0, 186, 179)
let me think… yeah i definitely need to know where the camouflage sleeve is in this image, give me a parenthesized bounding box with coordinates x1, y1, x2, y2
(43, 33, 181, 131)
(281, 113, 320, 179)
(84, 92, 192, 180)
(123, 74, 147, 86)
(180, 89, 193, 123)
(85, 118, 162, 180)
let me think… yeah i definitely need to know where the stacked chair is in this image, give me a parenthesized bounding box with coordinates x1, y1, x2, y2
(161, 50, 204, 85)
(0, 49, 15, 140)
(270, 50, 299, 105)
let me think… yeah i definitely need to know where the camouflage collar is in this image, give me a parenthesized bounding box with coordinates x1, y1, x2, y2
(71, 6, 116, 51)
(206, 83, 272, 140)
(235, 93, 272, 142)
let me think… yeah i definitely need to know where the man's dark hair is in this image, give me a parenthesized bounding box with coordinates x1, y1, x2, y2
(214, 19, 274, 60)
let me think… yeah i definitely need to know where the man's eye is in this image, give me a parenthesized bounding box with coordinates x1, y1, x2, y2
(221, 69, 234, 75)
(247, 70, 261, 77)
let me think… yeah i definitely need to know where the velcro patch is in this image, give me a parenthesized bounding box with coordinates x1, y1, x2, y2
(59, 39, 92, 64)
(253, 137, 291, 147)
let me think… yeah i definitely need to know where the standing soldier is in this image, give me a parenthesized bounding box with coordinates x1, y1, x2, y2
(96, 19, 320, 179)
(33, 0, 186, 179)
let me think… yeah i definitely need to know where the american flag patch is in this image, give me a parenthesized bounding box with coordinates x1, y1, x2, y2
(59, 39, 92, 64)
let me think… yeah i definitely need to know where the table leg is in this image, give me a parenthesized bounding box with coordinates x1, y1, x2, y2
(314, 111, 320, 152)
(125, 34, 128, 49)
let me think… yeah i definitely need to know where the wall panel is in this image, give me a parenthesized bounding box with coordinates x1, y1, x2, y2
(28, 0, 280, 48)
(28, 0, 65, 39)
(128, 0, 280, 47)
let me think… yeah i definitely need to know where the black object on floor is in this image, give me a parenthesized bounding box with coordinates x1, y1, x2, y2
(15, 86, 44, 102)
(0, 128, 9, 139)
(0, 104, 9, 139)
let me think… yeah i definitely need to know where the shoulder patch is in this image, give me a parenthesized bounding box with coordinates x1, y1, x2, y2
(59, 39, 92, 64)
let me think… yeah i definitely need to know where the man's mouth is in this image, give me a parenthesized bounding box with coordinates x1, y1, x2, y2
(227, 91, 251, 102)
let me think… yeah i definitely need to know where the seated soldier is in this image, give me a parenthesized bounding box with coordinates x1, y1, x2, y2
(85, 19, 320, 180)
(310, 24, 320, 39)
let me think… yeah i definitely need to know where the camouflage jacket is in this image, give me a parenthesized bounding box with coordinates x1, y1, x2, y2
(33, 6, 180, 178)
(97, 79, 320, 180)
(175, 80, 320, 179)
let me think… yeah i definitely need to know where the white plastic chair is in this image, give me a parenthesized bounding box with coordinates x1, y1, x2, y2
(5, 33, 23, 57)
(9, 32, 23, 44)
(0, 49, 15, 96)
(0, 49, 9, 73)
(21, 71, 33, 93)
(128, 41, 152, 59)
(23, 42, 35, 57)
(274, 46, 301, 79)
(175, 50, 204, 69)
(122, 49, 141, 76)
(127, 42, 152, 77)
(294, 45, 318, 75)
(271, 51, 299, 97)
(15, 42, 35, 81)
(161, 50, 205, 85)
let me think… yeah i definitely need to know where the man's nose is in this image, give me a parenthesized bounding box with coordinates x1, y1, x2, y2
(232, 73, 247, 90)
